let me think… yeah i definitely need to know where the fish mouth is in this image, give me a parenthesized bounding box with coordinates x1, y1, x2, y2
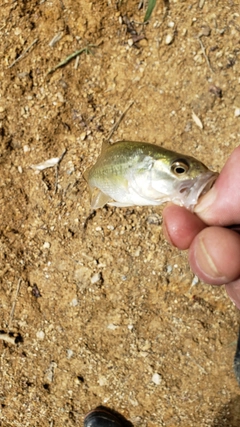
(173, 171, 219, 211)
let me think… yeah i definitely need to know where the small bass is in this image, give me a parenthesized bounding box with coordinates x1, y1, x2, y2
(84, 141, 218, 211)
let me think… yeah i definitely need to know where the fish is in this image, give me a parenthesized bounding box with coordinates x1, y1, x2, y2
(84, 141, 218, 211)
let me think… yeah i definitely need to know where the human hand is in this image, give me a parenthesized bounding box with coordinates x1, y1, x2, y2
(162, 146, 240, 308)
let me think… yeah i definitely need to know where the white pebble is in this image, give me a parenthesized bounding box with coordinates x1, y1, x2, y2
(192, 111, 203, 129)
(23, 145, 30, 153)
(107, 323, 118, 330)
(152, 373, 162, 385)
(18, 166, 23, 173)
(80, 132, 87, 141)
(67, 349, 74, 359)
(70, 298, 78, 307)
(107, 225, 115, 230)
(98, 376, 107, 386)
(234, 108, 240, 117)
(36, 330, 45, 340)
(146, 213, 162, 225)
(90, 273, 101, 284)
(43, 241, 51, 249)
(165, 33, 174, 45)
(191, 275, 199, 286)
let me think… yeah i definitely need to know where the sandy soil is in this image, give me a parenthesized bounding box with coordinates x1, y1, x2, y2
(1, 1, 240, 426)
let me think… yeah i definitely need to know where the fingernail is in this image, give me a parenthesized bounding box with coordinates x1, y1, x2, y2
(194, 235, 226, 281)
(194, 187, 217, 215)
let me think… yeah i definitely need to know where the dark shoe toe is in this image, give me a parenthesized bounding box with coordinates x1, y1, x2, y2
(84, 408, 124, 427)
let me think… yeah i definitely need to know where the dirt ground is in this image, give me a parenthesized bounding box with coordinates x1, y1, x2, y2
(1, 1, 240, 426)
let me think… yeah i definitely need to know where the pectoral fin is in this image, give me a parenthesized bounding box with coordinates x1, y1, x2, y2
(90, 187, 112, 209)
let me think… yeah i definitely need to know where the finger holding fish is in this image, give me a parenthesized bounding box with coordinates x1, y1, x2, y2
(162, 204, 207, 250)
(163, 146, 240, 276)
(195, 146, 240, 226)
(162, 146, 240, 312)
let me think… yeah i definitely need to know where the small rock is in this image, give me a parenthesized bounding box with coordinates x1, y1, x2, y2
(192, 111, 203, 129)
(36, 330, 45, 340)
(152, 373, 162, 385)
(23, 145, 30, 153)
(133, 247, 141, 257)
(209, 84, 222, 98)
(146, 213, 162, 226)
(107, 225, 115, 230)
(43, 241, 51, 249)
(80, 132, 87, 141)
(98, 376, 107, 386)
(165, 33, 174, 45)
(74, 266, 91, 290)
(44, 361, 57, 383)
(67, 349, 74, 359)
(199, 25, 211, 37)
(138, 38, 148, 47)
(90, 273, 101, 284)
(107, 323, 118, 330)
(191, 275, 199, 286)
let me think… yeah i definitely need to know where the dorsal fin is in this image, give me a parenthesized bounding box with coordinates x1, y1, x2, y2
(83, 166, 90, 182)
(101, 139, 111, 153)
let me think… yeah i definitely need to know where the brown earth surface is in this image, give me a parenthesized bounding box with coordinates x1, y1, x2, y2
(1, 1, 240, 426)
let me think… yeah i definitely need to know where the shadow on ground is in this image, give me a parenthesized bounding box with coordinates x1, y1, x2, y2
(212, 395, 240, 427)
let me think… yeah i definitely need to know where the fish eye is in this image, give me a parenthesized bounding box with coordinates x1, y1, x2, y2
(171, 159, 189, 175)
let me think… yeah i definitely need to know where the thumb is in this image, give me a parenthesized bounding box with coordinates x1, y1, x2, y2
(194, 146, 240, 226)
(225, 280, 240, 310)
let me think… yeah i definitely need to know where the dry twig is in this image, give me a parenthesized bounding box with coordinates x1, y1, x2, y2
(55, 148, 67, 194)
(0, 333, 16, 345)
(197, 37, 214, 73)
(7, 38, 38, 69)
(8, 278, 22, 329)
(107, 101, 134, 142)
